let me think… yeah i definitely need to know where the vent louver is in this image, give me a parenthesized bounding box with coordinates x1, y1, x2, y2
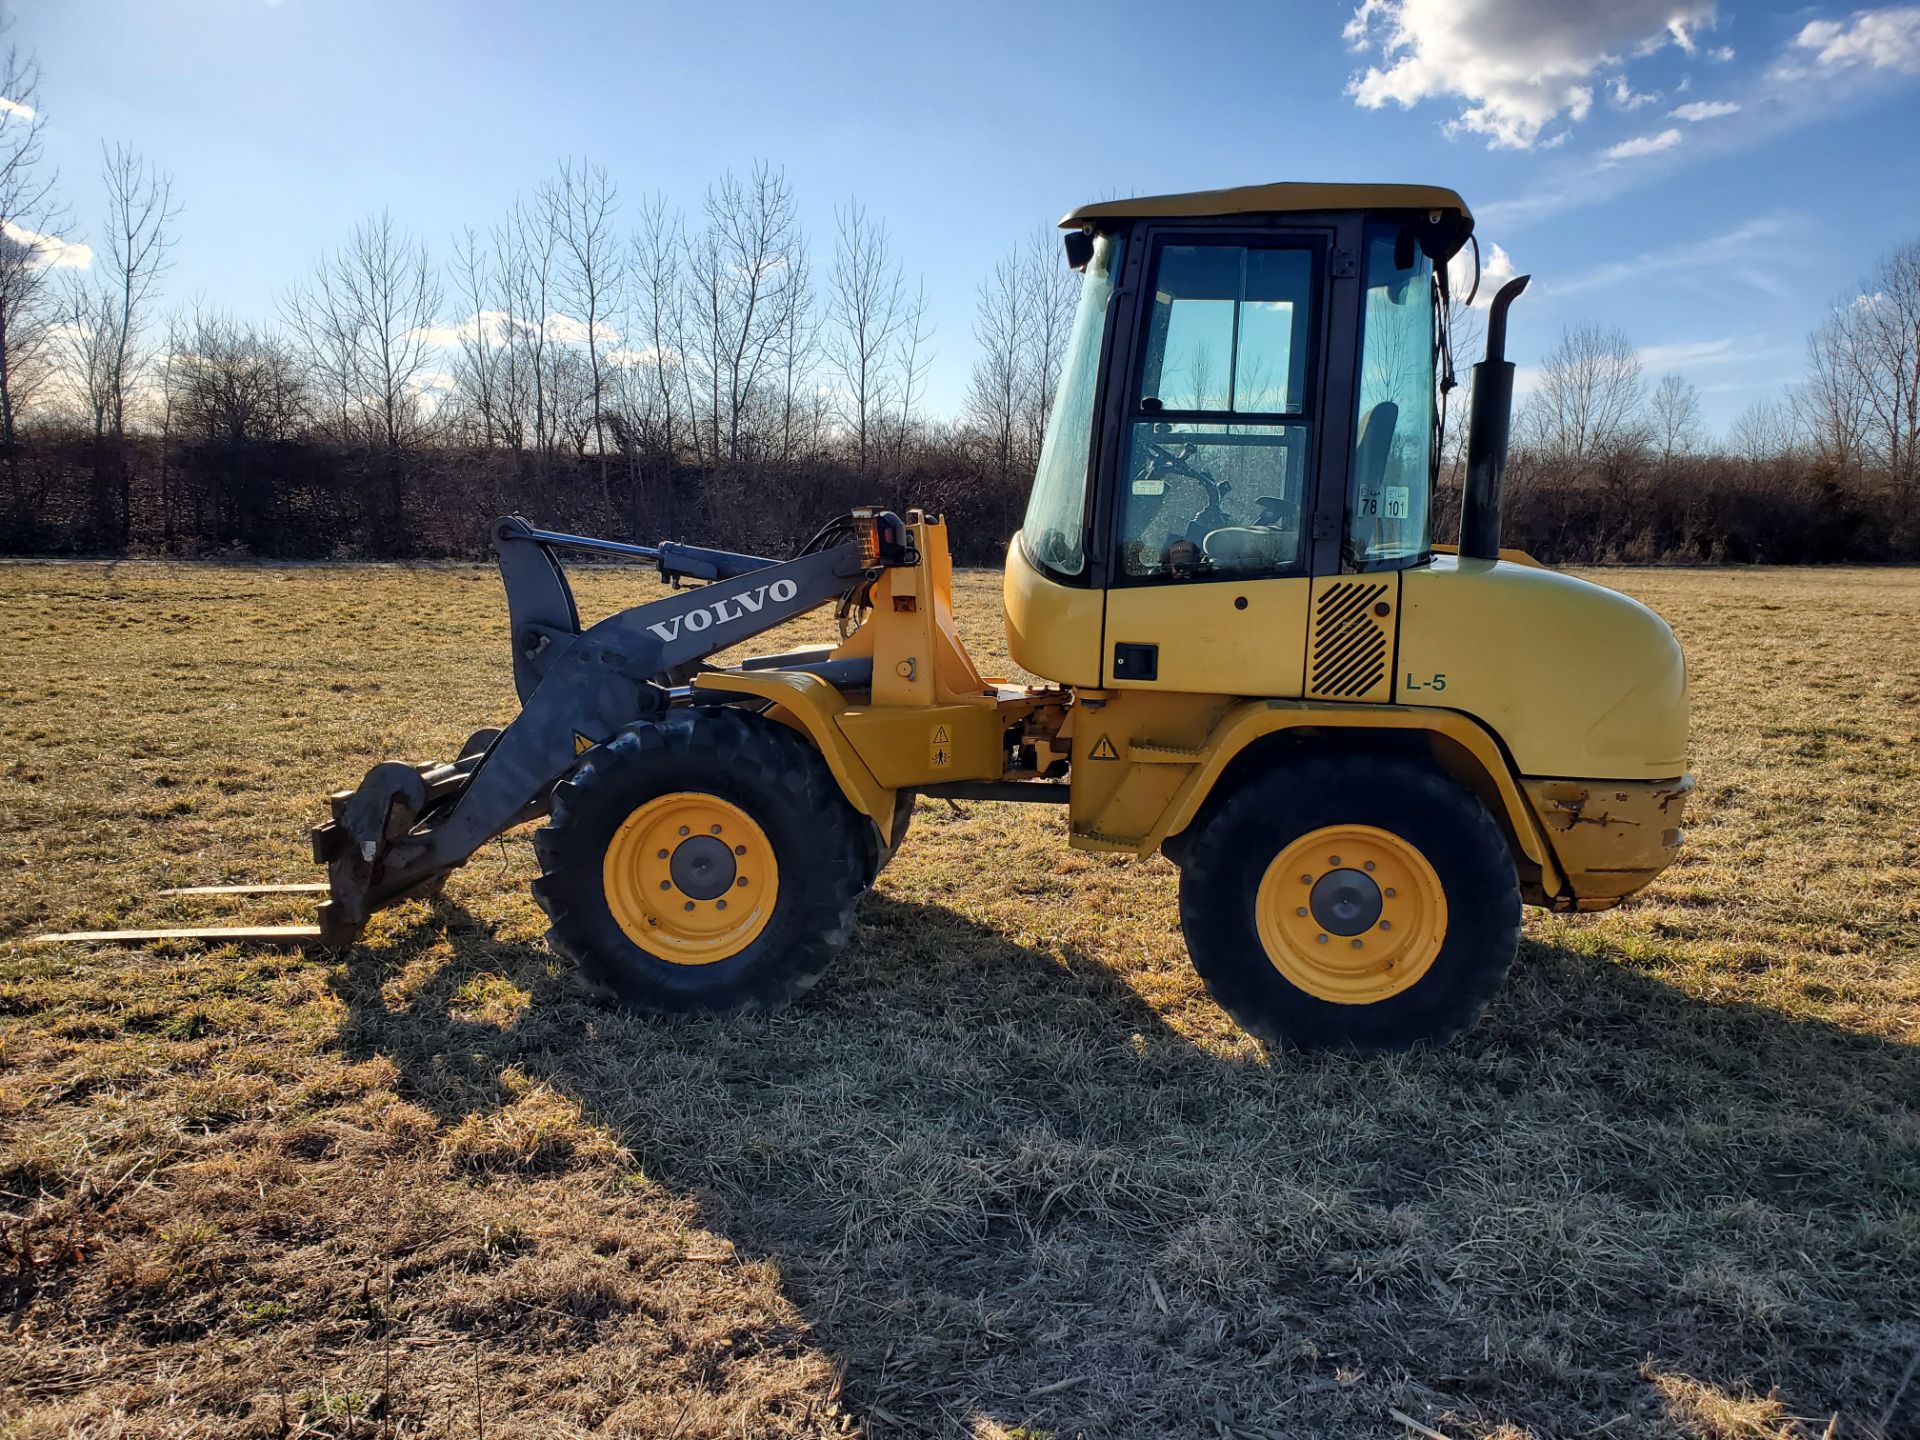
(1307, 579, 1393, 702)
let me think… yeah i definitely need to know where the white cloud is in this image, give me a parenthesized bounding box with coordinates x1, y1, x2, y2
(607, 344, 675, 369)
(1792, 6, 1920, 74)
(1342, 0, 1716, 149)
(540, 312, 593, 345)
(0, 96, 34, 120)
(407, 310, 507, 349)
(1707, 44, 1736, 61)
(1551, 214, 1796, 299)
(2, 219, 92, 270)
(1606, 127, 1685, 159)
(1637, 337, 1736, 369)
(1671, 98, 1741, 120)
(406, 308, 608, 349)
(406, 370, 457, 398)
(1609, 75, 1663, 109)
(1448, 241, 1520, 308)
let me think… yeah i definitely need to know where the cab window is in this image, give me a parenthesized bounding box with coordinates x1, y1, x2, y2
(1347, 224, 1435, 568)
(1119, 241, 1317, 581)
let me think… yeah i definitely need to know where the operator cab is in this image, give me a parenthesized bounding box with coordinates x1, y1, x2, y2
(1007, 182, 1476, 694)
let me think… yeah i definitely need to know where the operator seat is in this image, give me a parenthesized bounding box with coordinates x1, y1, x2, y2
(1349, 400, 1399, 556)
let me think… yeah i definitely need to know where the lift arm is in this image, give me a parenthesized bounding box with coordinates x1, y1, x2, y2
(309, 517, 875, 942)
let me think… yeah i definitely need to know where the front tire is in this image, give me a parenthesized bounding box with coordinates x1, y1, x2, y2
(531, 710, 868, 1013)
(1178, 751, 1521, 1053)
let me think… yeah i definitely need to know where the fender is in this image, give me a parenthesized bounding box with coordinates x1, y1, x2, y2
(690, 671, 896, 847)
(1153, 699, 1566, 901)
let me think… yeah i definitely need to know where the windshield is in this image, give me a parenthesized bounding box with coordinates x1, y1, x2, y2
(1020, 232, 1122, 579)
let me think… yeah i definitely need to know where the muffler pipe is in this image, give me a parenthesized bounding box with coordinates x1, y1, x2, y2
(1459, 274, 1531, 562)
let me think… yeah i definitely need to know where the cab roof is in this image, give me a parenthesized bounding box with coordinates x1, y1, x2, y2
(1060, 182, 1474, 258)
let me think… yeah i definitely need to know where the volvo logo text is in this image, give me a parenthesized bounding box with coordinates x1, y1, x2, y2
(645, 579, 799, 644)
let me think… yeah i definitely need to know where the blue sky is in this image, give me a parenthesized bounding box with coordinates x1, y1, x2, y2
(14, 0, 1920, 434)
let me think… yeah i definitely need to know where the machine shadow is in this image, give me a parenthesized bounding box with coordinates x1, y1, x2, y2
(331, 893, 1920, 1438)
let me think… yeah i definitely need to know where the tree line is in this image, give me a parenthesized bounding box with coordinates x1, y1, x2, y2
(0, 36, 1917, 567)
(1452, 238, 1920, 563)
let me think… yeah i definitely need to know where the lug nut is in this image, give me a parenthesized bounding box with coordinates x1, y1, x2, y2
(1351, 939, 1363, 950)
(657, 848, 668, 859)
(1316, 933, 1328, 944)
(711, 824, 722, 834)
(1295, 906, 1308, 917)
(735, 876, 747, 887)
(678, 826, 689, 836)
(1363, 861, 1376, 872)
(659, 880, 670, 891)
(1301, 874, 1313, 885)
(734, 845, 746, 856)
(1381, 920, 1393, 932)
(717, 900, 728, 910)
(683, 901, 694, 912)
(1329, 855, 1341, 866)
(1385, 887, 1397, 898)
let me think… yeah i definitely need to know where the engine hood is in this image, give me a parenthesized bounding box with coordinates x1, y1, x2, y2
(1397, 557, 1689, 780)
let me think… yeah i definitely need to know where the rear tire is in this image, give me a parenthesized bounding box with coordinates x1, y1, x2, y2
(531, 710, 868, 1013)
(1178, 751, 1520, 1053)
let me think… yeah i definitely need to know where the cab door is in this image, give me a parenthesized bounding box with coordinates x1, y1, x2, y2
(1100, 231, 1337, 696)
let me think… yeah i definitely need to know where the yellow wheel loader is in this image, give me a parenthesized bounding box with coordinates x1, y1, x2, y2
(39, 183, 1693, 1052)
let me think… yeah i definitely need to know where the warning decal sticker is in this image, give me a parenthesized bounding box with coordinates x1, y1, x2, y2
(1089, 734, 1119, 761)
(930, 723, 952, 768)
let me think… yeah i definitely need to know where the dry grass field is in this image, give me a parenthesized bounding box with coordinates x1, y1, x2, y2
(1, 559, 1916, 1440)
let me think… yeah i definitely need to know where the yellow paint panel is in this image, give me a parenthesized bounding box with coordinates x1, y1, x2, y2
(1101, 577, 1310, 695)
(1399, 557, 1689, 779)
(1003, 537, 1104, 687)
(836, 703, 1006, 788)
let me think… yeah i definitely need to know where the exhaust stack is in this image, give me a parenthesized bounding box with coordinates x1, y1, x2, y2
(1458, 274, 1531, 562)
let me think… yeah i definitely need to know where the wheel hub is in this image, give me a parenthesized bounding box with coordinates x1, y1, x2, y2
(668, 834, 737, 900)
(1308, 868, 1383, 935)
(1254, 824, 1448, 1004)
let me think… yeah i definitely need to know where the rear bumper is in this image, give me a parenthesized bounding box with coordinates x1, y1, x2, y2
(1522, 773, 1694, 911)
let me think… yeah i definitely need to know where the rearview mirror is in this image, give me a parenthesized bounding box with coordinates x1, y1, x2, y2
(1063, 231, 1095, 271)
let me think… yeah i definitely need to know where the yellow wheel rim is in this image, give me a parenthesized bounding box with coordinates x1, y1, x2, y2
(1255, 824, 1447, 1004)
(602, 792, 778, 965)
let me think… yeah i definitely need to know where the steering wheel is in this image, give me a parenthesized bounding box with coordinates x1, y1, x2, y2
(1139, 441, 1233, 544)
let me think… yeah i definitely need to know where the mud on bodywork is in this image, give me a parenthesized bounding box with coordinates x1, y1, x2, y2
(1523, 774, 1694, 910)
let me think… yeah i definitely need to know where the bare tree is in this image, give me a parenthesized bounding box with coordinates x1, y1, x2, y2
(1521, 323, 1646, 460)
(824, 201, 903, 471)
(283, 210, 441, 454)
(772, 234, 817, 466)
(1729, 395, 1800, 465)
(1836, 243, 1920, 521)
(550, 159, 621, 472)
(629, 193, 687, 466)
(96, 143, 178, 440)
(684, 163, 802, 464)
(1797, 306, 1869, 470)
(447, 225, 502, 447)
(888, 277, 933, 464)
(57, 280, 117, 436)
(966, 247, 1028, 485)
(0, 43, 64, 500)
(172, 310, 308, 443)
(1649, 372, 1702, 464)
